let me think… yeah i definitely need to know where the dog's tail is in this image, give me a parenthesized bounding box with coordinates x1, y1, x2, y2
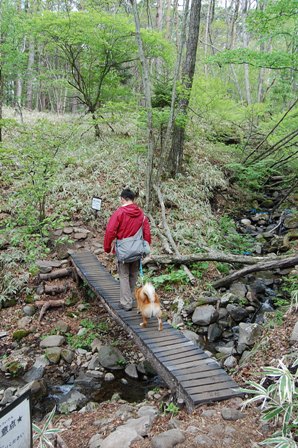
(142, 282, 156, 303)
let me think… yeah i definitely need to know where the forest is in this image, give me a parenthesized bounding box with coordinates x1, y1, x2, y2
(0, 0, 297, 447)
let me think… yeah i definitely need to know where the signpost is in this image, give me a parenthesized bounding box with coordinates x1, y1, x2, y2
(0, 390, 32, 448)
(91, 196, 102, 216)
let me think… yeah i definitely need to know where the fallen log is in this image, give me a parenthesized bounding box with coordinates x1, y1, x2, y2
(155, 186, 196, 285)
(35, 299, 66, 322)
(44, 284, 69, 295)
(38, 267, 73, 282)
(142, 252, 281, 266)
(212, 255, 298, 289)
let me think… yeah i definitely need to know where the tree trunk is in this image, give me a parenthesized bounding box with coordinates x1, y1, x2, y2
(156, 0, 190, 184)
(130, 0, 154, 212)
(168, 0, 202, 177)
(26, 38, 35, 109)
(142, 252, 285, 267)
(213, 255, 298, 289)
(0, 67, 3, 143)
(242, 0, 252, 104)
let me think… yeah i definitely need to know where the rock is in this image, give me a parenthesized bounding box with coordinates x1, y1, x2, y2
(3, 361, 24, 376)
(12, 329, 31, 341)
(98, 345, 126, 370)
(63, 227, 73, 234)
(137, 406, 159, 418)
(61, 349, 74, 364)
(18, 379, 47, 402)
(40, 335, 65, 348)
(79, 402, 100, 413)
(283, 215, 298, 229)
(55, 320, 70, 334)
(220, 293, 237, 305)
(23, 305, 36, 316)
(185, 425, 200, 434)
(201, 409, 217, 418)
(193, 434, 213, 447)
(88, 354, 101, 370)
(181, 330, 203, 346)
(207, 323, 222, 342)
(91, 338, 102, 353)
(88, 434, 103, 448)
(0, 388, 16, 405)
(171, 313, 184, 327)
(224, 356, 237, 369)
(74, 232, 88, 240)
(125, 364, 138, 379)
(45, 347, 61, 364)
(238, 323, 262, 347)
(17, 317, 32, 328)
(137, 361, 156, 376)
(240, 219, 252, 226)
(123, 415, 154, 436)
(23, 355, 49, 382)
(290, 321, 298, 344)
(151, 429, 185, 448)
(104, 372, 115, 382)
(100, 427, 142, 448)
(58, 390, 88, 414)
(229, 282, 247, 298)
(226, 304, 249, 322)
(192, 305, 219, 326)
(36, 259, 62, 272)
(221, 407, 245, 421)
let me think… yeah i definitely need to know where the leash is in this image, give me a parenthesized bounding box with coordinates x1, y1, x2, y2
(139, 259, 144, 285)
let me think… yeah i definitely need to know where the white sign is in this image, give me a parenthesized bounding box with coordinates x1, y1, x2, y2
(0, 391, 32, 448)
(91, 196, 102, 211)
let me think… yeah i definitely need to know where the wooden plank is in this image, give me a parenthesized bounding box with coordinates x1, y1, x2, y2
(145, 342, 196, 355)
(185, 380, 237, 395)
(157, 348, 205, 362)
(192, 388, 241, 404)
(166, 358, 218, 371)
(174, 366, 226, 381)
(181, 372, 232, 387)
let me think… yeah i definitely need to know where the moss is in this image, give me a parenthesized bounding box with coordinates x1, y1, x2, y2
(5, 361, 24, 376)
(12, 329, 31, 341)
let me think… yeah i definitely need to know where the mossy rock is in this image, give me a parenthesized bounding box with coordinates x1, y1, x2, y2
(2, 298, 17, 308)
(12, 329, 31, 341)
(4, 361, 24, 376)
(24, 294, 34, 304)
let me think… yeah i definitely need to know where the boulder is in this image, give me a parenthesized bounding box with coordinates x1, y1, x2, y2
(238, 323, 262, 347)
(182, 329, 204, 347)
(290, 321, 298, 344)
(58, 390, 88, 414)
(98, 345, 126, 370)
(23, 355, 50, 382)
(151, 429, 185, 448)
(45, 347, 61, 364)
(226, 304, 249, 322)
(229, 282, 247, 299)
(125, 364, 139, 379)
(192, 305, 218, 326)
(207, 323, 222, 342)
(40, 335, 65, 348)
(100, 427, 142, 448)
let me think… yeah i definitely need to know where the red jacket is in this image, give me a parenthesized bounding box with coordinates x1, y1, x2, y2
(104, 204, 151, 253)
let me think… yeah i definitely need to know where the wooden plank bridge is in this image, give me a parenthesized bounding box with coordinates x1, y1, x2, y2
(71, 251, 241, 411)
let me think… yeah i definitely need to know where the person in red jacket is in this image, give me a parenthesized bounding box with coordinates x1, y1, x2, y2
(104, 188, 151, 311)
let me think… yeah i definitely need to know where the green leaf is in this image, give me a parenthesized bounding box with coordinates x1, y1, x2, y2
(262, 406, 284, 421)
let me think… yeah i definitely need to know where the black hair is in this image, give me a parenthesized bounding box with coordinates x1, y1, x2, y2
(120, 188, 135, 201)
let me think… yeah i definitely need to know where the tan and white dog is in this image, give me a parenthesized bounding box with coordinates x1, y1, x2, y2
(135, 282, 163, 331)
